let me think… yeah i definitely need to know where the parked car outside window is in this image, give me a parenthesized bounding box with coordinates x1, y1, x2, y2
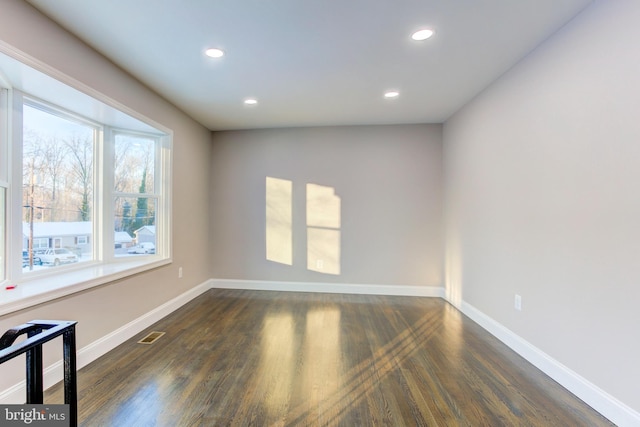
(127, 242, 156, 254)
(38, 248, 79, 266)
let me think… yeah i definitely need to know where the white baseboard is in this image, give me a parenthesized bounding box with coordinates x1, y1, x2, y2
(210, 278, 445, 298)
(0, 279, 212, 404)
(458, 300, 640, 427)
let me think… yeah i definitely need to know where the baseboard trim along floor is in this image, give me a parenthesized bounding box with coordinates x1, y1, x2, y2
(210, 278, 446, 298)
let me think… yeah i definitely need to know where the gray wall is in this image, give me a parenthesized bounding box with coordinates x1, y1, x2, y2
(210, 124, 443, 287)
(444, 0, 640, 413)
(0, 1, 212, 393)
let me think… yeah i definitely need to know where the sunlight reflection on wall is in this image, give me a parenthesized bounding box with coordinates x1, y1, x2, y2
(307, 183, 341, 275)
(265, 177, 292, 265)
(445, 229, 463, 308)
(265, 177, 342, 275)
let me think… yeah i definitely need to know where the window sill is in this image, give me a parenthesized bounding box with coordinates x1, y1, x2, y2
(0, 258, 171, 316)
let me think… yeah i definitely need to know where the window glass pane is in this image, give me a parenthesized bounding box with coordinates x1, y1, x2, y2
(114, 133, 155, 194)
(22, 104, 94, 271)
(114, 196, 156, 257)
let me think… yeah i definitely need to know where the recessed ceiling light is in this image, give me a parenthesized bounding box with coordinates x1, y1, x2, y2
(411, 29, 434, 41)
(205, 48, 224, 58)
(384, 91, 400, 99)
(244, 98, 258, 105)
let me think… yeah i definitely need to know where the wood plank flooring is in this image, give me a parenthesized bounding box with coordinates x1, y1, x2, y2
(46, 289, 613, 426)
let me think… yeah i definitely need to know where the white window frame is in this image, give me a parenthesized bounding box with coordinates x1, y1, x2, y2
(19, 93, 100, 268)
(0, 49, 173, 316)
(108, 128, 163, 259)
(0, 87, 8, 285)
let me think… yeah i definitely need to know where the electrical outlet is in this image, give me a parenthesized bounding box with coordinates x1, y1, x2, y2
(316, 259, 324, 270)
(514, 294, 522, 311)
(178, 267, 183, 278)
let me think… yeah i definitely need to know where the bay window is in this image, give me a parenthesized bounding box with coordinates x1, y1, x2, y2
(0, 49, 172, 311)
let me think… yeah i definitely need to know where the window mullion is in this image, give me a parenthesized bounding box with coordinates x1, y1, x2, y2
(8, 90, 24, 280)
(97, 126, 109, 262)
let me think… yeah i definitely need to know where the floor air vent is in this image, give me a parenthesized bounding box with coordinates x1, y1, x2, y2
(137, 331, 165, 345)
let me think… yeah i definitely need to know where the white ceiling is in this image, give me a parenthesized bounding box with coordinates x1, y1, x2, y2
(27, 0, 592, 131)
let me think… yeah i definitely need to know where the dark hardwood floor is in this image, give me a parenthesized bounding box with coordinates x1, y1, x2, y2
(46, 289, 612, 426)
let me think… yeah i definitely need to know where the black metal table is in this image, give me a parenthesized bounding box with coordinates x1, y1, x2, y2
(0, 320, 77, 427)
